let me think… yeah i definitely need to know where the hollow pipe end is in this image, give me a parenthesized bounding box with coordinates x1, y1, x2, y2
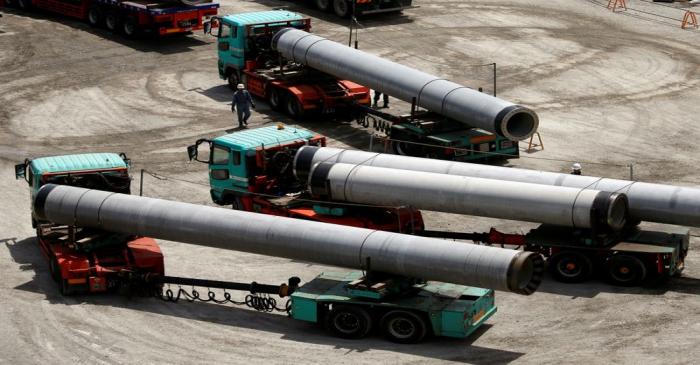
(271, 27, 296, 51)
(293, 145, 320, 182)
(33, 183, 58, 221)
(495, 105, 539, 141)
(592, 191, 629, 232)
(507, 251, 544, 295)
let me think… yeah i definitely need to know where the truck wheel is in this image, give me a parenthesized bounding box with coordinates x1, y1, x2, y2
(49, 256, 60, 283)
(315, 0, 331, 11)
(606, 255, 647, 286)
(380, 310, 428, 344)
(227, 71, 240, 90)
(268, 88, 283, 111)
(286, 95, 304, 119)
(122, 16, 139, 38)
(59, 279, 75, 296)
(87, 6, 102, 27)
(105, 12, 120, 33)
(548, 251, 593, 283)
(325, 305, 373, 339)
(332, 0, 351, 18)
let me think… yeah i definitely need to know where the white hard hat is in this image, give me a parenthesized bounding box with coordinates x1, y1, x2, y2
(572, 163, 582, 170)
(237, 84, 244, 89)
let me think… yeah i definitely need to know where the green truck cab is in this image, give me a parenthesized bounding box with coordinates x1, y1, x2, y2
(16, 153, 132, 227)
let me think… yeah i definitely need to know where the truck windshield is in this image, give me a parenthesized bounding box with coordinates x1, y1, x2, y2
(43, 172, 131, 194)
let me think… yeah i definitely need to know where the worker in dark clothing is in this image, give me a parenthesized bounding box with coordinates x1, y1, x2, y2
(232, 83, 255, 127)
(373, 90, 389, 109)
(571, 163, 582, 175)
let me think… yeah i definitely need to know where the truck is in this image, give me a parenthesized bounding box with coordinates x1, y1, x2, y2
(295, 0, 414, 18)
(3, 0, 219, 37)
(187, 124, 422, 232)
(15, 153, 165, 295)
(207, 11, 371, 119)
(357, 104, 520, 162)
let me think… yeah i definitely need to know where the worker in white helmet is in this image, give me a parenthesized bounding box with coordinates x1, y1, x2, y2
(232, 83, 255, 128)
(571, 163, 582, 175)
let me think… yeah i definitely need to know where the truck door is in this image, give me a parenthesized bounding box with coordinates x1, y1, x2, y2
(209, 144, 247, 193)
(217, 21, 244, 72)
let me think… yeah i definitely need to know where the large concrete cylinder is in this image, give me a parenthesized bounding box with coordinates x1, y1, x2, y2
(34, 184, 543, 295)
(306, 162, 628, 232)
(295, 146, 700, 228)
(271, 28, 539, 141)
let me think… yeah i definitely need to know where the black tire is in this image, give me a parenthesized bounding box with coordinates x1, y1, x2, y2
(49, 256, 60, 283)
(268, 88, 283, 111)
(548, 251, 593, 283)
(606, 255, 647, 286)
(332, 0, 351, 18)
(315, 0, 331, 11)
(87, 5, 102, 27)
(392, 139, 423, 157)
(105, 12, 120, 33)
(227, 70, 240, 90)
(230, 197, 243, 210)
(380, 310, 428, 344)
(17, 0, 31, 11)
(285, 94, 304, 119)
(122, 16, 139, 38)
(325, 305, 373, 339)
(59, 279, 75, 296)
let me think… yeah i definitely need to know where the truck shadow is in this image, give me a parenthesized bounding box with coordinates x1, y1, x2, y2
(535, 272, 700, 298)
(3, 8, 210, 54)
(3, 235, 523, 363)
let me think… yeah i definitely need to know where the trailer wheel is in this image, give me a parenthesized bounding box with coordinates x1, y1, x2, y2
(123, 16, 139, 38)
(332, 0, 351, 18)
(268, 87, 283, 111)
(285, 95, 304, 120)
(315, 0, 331, 11)
(105, 12, 120, 33)
(325, 305, 373, 339)
(606, 255, 647, 286)
(380, 310, 428, 344)
(87, 6, 102, 27)
(549, 251, 593, 283)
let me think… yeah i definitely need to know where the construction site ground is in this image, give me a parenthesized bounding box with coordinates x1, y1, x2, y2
(1, 0, 699, 363)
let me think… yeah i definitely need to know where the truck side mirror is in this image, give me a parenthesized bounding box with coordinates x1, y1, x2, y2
(203, 21, 211, 35)
(14, 163, 26, 180)
(187, 144, 199, 161)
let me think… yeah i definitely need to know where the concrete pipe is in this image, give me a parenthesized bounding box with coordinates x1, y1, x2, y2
(271, 28, 539, 141)
(295, 146, 700, 228)
(34, 184, 544, 295)
(307, 162, 628, 232)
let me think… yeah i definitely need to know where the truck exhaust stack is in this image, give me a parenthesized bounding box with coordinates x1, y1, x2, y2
(34, 184, 544, 295)
(271, 28, 539, 141)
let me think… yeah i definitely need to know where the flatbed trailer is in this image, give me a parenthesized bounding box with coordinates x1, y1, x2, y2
(4, 0, 219, 37)
(294, 0, 415, 18)
(424, 224, 689, 286)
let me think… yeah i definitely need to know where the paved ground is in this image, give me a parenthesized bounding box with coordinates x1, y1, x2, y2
(1, 0, 699, 363)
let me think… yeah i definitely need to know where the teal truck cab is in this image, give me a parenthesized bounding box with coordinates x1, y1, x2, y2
(188, 124, 422, 232)
(15, 153, 164, 295)
(207, 11, 370, 119)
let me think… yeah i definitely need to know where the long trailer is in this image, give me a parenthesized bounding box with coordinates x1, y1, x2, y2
(207, 11, 370, 119)
(4, 0, 219, 37)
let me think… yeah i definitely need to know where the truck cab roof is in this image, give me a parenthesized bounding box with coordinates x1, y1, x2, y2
(222, 10, 305, 26)
(30, 153, 127, 175)
(212, 125, 318, 151)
